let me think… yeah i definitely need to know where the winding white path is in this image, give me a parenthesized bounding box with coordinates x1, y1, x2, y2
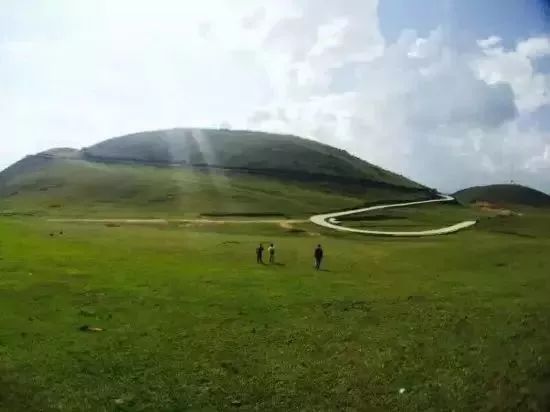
(310, 194, 477, 237)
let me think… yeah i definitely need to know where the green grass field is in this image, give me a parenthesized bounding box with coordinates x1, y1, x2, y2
(1, 209, 550, 411)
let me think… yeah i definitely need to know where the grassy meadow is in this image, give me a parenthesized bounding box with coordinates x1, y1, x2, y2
(0, 160, 429, 219)
(1, 207, 550, 411)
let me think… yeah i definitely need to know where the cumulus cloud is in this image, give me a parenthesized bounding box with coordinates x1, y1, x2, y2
(248, 10, 550, 192)
(517, 37, 550, 59)
(1, 0, 549, 192)
(474, 36, 550, 112)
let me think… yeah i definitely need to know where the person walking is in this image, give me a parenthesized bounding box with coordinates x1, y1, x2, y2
(314, 244, 324, 270)
(268, 243, 275, 264)
(256, 243, 265, 264)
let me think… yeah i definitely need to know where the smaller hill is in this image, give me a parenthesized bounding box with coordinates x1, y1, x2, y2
(454, 184, 550, 207)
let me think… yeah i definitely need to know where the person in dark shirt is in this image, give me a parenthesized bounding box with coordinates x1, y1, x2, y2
(314, 244, 324, 270)
(256, 244, 264, 264)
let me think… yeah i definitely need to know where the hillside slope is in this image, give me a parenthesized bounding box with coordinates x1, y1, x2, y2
(0, 129, 434, 217)
(454, 184, 550, 207)
(82, 129, 423, 189)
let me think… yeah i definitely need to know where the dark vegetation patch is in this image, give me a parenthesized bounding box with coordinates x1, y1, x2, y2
(0, 373, 52, 412)
(200, 212, 287, 218)
(534, 369, 550, 411)
(488, 230, 537, 239)
(287, 228, 307, 234)
(0, 211, 38, 216)
(321, 299, 371, 312)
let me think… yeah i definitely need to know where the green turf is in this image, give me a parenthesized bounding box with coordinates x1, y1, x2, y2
(1, 213, 549, 411)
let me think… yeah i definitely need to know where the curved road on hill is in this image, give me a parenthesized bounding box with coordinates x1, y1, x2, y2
(309, 195, 477, 237)
(47, 195, 476, 237)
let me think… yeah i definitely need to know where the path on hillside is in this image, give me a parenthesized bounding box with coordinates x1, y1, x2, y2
(309, 195, 477, 237)
(47, 195, 476, 236)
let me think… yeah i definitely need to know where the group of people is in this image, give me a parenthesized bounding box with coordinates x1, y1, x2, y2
(256, 243, 324, 270)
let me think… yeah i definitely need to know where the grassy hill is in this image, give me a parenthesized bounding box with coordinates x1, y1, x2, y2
(82, 128, 423, 189)
(454, 184, 550, 207)
(0, 129, 433, 217)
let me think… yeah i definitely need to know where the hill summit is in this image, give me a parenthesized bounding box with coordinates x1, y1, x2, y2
(80, 128, 422, 189)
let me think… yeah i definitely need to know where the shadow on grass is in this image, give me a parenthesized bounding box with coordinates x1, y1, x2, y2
(0, 374, 52, 412)
(489, 230, 537, 239)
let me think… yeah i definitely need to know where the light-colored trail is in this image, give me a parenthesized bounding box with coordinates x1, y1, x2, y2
(309, 195, 477, 237)
(47, 195, 476, 237)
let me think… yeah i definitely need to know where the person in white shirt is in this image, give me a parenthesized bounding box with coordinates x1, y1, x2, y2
(268, 243, 275, 264)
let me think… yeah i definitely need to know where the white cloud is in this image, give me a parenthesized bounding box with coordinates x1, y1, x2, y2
(517, 37, 550, 59)
(248, 10, 550, 192)
(474, 36, 550, 113)
(477, 36, 502, 49)
(250, 24, 548, 191)
(0, 0, 279, 163)
(1, 0, 549, 192)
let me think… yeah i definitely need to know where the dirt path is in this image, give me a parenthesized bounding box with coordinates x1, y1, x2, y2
(48, 218, 308, 225)
(309, 195, 477, 237)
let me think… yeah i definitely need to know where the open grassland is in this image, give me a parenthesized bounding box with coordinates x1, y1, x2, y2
(1, 210, 550, 411)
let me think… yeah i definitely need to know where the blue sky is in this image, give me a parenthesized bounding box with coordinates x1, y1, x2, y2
(1, 0, 549, 192)
(380, 0, 549, 47)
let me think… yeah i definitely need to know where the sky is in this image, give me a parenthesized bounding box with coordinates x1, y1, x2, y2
(1, 0, 550, 192)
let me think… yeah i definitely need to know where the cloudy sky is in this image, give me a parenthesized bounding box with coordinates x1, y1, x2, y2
(1, 0, 549, 192)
